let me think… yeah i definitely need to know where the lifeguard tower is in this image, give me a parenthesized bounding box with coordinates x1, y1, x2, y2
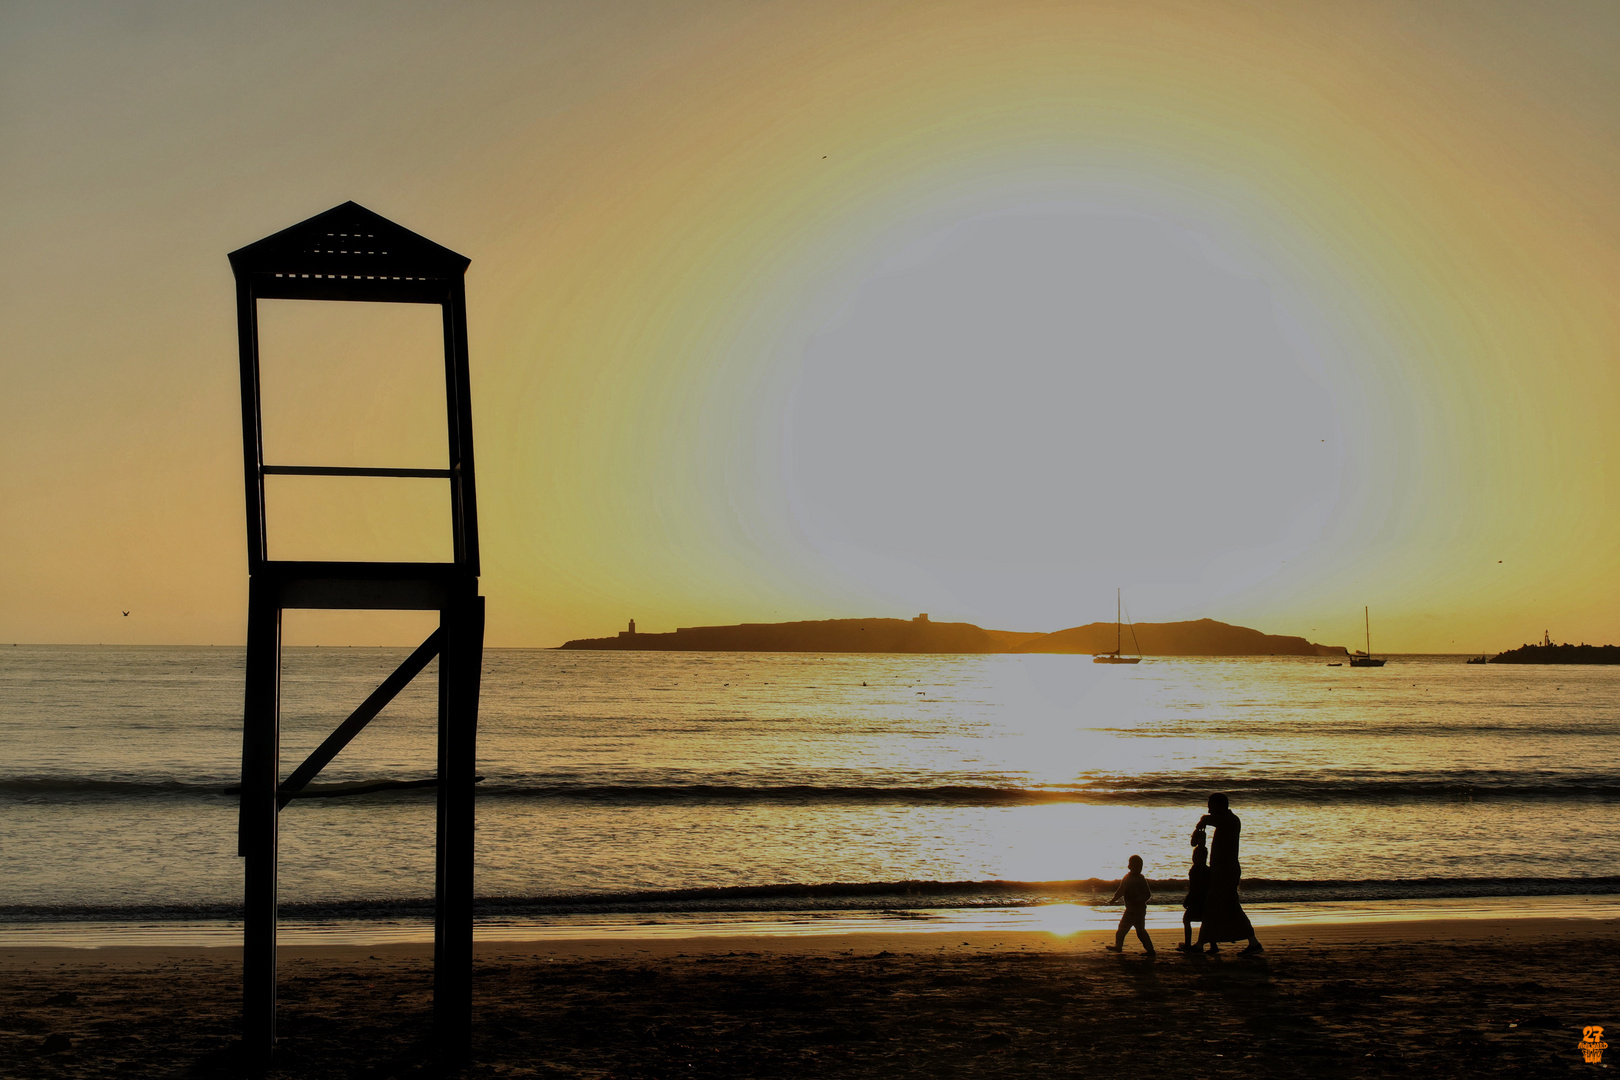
(228, 202, 485, 1062)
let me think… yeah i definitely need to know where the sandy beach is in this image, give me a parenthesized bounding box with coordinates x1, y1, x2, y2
(2, 916, 1614, 1078)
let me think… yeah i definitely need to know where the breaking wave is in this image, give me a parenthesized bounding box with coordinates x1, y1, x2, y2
(5, 773, 1619, 803)
(4, 875, 1617, 924)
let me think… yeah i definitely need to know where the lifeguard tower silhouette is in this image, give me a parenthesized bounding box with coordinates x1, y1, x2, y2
(228, 202, 485, 1062)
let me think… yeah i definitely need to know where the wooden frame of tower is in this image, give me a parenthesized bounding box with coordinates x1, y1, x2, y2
(228, 202, 485, 1064)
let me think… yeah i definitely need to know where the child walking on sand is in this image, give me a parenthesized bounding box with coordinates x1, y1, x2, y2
(1105, 855, 1154, 955)
(1178, 827, 1211, 952)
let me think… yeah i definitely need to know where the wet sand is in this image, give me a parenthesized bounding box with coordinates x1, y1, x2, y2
(2, 917, 1615, 1077)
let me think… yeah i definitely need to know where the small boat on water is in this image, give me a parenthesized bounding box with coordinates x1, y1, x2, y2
(1466, 654, 1489, 665)
(1349, 606, 1386, 667)
(1094, 589, 1142, 664)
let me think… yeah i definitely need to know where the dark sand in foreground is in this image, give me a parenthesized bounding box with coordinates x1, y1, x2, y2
(2, 918, 1615, 1078)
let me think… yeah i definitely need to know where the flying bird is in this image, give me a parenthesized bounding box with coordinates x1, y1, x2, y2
(122, 610, 130, 617)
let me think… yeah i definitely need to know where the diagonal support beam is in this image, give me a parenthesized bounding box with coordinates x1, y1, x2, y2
(278, 629, 442, 809)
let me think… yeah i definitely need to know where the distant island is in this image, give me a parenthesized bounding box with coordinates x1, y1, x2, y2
(1488, 642, 1620, 664)
(1004, 618, 1347, 657)
(559, 615, 1348, 656)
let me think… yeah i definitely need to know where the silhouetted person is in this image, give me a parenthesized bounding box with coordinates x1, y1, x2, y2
(1178, 826, 1210, 952)
(1105, 855, 1155, 955)
(1195, 793, 1262, 954)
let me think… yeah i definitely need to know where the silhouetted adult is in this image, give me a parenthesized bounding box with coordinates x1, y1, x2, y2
(1194, 793, 1263, 954)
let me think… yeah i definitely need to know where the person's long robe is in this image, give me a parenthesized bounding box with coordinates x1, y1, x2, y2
(1196, 810, 1254, 944)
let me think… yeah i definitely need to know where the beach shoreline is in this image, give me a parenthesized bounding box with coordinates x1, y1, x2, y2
(3, 915, 1615, 1077)
(3, 911, 1618, 965)
(6, 891, 1618, 951)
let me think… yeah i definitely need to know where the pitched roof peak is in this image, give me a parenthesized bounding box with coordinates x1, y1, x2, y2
(229, 202, 469, 302)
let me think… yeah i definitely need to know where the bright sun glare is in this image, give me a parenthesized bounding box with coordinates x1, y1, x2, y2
(782, 204, 1344, 629)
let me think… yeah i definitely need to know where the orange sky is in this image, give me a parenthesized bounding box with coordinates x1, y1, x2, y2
(3, 0, 1619, 651)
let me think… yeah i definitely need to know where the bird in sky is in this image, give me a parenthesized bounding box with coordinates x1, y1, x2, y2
(121, 610, 130, 617)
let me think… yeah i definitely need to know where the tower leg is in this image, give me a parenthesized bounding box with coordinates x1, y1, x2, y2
(240, 577, 282, 1063)
(435, 594, 484, 1059)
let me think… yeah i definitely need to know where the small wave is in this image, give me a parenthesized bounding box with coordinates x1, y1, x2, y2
(1111, 721, 1620, 738)
(0, 778, 233, 798)
(5, 774, 1620, 803)
(470, 875, 1620, 911)
(5, 876, 1616, 924)
(468, 778, 1620, 804)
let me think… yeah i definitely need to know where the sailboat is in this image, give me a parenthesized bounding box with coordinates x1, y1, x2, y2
(1094, 589, 1142, 664)
(1349, 606, 1386, 667)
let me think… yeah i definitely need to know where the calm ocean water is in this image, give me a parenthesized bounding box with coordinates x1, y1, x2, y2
(2, 646, 1617, 928)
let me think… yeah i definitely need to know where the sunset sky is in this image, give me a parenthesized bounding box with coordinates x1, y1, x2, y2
(3, 0, 1618, 651)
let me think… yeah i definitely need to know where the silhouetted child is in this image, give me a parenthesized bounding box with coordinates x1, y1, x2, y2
(1179, 826, 1210, 952)
(1105, 855, 1154, 955)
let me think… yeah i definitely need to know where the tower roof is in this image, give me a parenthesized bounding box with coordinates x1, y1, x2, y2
(228, 201, 469, 302)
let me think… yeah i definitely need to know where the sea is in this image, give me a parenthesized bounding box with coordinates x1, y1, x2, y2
(3, 645, 1618, 946)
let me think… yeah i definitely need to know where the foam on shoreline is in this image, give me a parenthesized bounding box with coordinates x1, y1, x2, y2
(4, 893, 1618, 950)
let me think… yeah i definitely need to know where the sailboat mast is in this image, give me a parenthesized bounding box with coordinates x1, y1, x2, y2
(1364, 606, 1370, 656)
(1117, 589, 1122, 654)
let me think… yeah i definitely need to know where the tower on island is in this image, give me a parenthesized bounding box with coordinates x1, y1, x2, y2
(620, 619, 637, 637)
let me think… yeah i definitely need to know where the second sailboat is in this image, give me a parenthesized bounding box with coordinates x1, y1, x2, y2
(1349, 606, 1386, 667)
